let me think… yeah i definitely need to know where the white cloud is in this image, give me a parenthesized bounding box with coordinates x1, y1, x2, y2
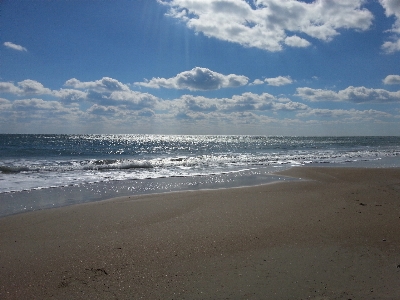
(249, 79, 264, 85)
(379, 0, 400, 53)
(18, 80, 52, 95)
(0, 77, 161, 112)
(138, 108, 156, 117)
(180, 95, 218, 112)
(3, 42, 27, 52)
(297, 108, 392, 120)
(295, 87, 338, 102)
(272, 101, 308, 111)
(53, 89, 88, 102)
(174, 92, 308, 114)
(159, 0, 373, 52)
(86, 104, 156, 119)
(62, 77, 160, 110)
(383, 75, 400, 85)
(0, 80, 52, 95)
(107, 90, 159, 110)
(87, 104, 121, 116)
(2, 75, 398, 134)
(284, 35, 311, 48)
(265, 76, 293, 86)
(0, 98, 11, 108)
(135, 67, 249, 91)
(12, 98, 73, 114)
(296, 86, 400, 103)
(0, 82, 22, 94)
(382, 39, 400, 53)
(379, 0, 400, 34)
(65, 77, 130, 92)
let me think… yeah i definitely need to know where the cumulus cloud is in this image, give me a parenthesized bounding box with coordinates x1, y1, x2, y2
(250, 79, 264, 85)
(11, 98, 73, 114)
(295, 87, 338, 102)
(159, 0, 373, 51)
(84, 90, 159, 111)
(2, 75, 397, 134)
(0, 82, 22, 94)
(87, 104, 121, 116)
(135, 67, 249, 91)
(180, 95, 218, 112)
(3, 42, 27, 52)
(61, 77, 160, 110)
(0, 80, 52, 95)
(284, 35, 311, 48)
(175, 111, 208, 121)
(382, 39, 400, 53)
(379, 0, 400, 53)
(18, 80, 53, 95)
(106, 90, 159, 110)
(272, 100, 309, 111)
(174, 92, 308, 115)
(53, 89, 88, 103)
(0, 77, 161, 114)
(265, 76, 293, 86)
(297, 108, 392, 119)
(138, 108, 156, 117)
(65, 77, 130, 92)
(296, 86, 400, 103)
(86, 104, 156, 119)
(0, 98, 11, 108)
(383, 75, 400, 85)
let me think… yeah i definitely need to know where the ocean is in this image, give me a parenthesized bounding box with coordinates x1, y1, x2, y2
(1, 134, 400, 217)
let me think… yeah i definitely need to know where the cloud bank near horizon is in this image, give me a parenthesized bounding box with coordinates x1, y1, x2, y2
(1, 71, 399, 134)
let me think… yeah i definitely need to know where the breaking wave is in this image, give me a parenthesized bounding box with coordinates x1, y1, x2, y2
(1, 134, 400, 193)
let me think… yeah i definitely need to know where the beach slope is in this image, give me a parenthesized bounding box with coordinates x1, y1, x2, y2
(1, 167, 400, 299)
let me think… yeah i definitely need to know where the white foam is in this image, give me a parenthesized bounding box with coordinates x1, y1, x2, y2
(1, 145, 400, 193)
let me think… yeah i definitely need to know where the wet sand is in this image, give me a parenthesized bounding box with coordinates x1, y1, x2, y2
(1, 167, 400, 299)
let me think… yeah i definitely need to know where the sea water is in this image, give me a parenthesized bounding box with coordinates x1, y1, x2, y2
(1, 134, 400, 217)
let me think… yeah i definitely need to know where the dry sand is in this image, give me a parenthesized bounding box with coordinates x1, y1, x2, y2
(1, 167, 400, 299)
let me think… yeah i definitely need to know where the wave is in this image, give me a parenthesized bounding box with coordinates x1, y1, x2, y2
(83, 159, 153, 170)
(1, 148, 399, 175)
(0, 166, 31, 173)
(1, 151, 400, 194)
(0, 159, 154, 174)
(149, 149, 399, 168)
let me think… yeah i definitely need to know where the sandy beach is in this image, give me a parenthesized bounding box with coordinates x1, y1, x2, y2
(1, 167, 400, 299)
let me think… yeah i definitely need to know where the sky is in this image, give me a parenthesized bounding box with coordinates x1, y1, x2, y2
(1, 0, 400, 136)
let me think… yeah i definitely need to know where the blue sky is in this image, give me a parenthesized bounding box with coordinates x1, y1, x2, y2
(1, 0, 400, 135)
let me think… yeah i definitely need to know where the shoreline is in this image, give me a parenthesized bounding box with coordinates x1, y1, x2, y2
(0, 166, 295, 218)
(1, 167, 400, 299)
(2, 155, 400, 218)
